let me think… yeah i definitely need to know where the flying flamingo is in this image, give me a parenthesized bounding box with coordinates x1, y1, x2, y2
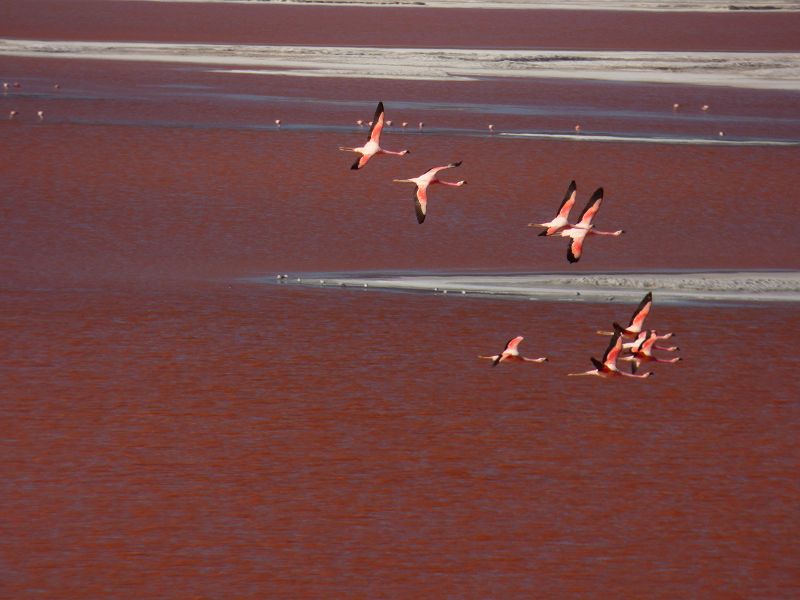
(620, 330, 682, 373)
(622, 330, 678, 353)
(568, 327, 653, 379)
(393, 161, 466, 224)
(479, 336, 547, 366)
(559, 187, 624, 263)
(339, 101, 409, 170)
(597, 292, 657, 338)
(528, 180, 577, 236)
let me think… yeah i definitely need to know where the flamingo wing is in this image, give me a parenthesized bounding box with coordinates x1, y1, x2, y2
(628, 292, 653, 331)
(352, 153, 371, 170)
(590, 357, 605, 372)
(576, 187, 604, 227)
(504, 336, 524, 354)
(367, 101, 385, 143)
(556, 180, 578, 220)
(602, 328, 624, 367)
(424, 161, 462, 179)
(567, 230, 587, 263)
(414, 185, 428, 224)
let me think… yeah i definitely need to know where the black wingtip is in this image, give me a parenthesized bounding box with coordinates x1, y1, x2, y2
(538, 230, 547, 237)
(613, 322, 625, 332)
(590, 187, 604, 202)
(568, 180, 577, 191)
(567, 245, 579, 263)
(451, 160, 463, 167)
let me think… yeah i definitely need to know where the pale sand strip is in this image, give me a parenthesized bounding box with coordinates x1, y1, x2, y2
(2, 39, 800, 90)
(135, 0, 800, 13)
(271, 271, 800, 303)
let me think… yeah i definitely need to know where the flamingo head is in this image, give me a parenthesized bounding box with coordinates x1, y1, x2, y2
(614, 229, 625, 236)
(455, 180, 467, 186)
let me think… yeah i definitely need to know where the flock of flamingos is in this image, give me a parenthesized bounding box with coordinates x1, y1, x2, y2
(339, 101, 682, 380)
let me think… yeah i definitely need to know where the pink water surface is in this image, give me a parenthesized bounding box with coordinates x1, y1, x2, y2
(1, 3, 799, 598)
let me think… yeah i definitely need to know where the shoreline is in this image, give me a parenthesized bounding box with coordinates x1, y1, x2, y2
(128, 0, 800, 12)
(257, 270, 800, 304)
(2, 40, 799, 90)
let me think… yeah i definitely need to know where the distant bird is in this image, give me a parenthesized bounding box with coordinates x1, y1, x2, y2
(488, 124, 495, 133)
(386, 120, 393, 127)
(701, 104, 710, 111)
(718, 131, 725, 137)
(8, 110, 18, 119)
(568, 326, 653, 379)
(274, 119, 281, 127)
(37, 110, 44, 120)
(393, 161, 466, 224)
(597, 292, 658, 338)
(479, 336, 548, 366)
(401, 122, 408, 128)
(53, 83, 60, 90)
(559, 187, 624, 263)
(529, 180, 577, 236)
(574, 124, 581, 133)
(2, 82, 7, 91)
(620, 330, 682, 373)
(672, 103, 680, 110)
(418, 121, 424, 131)
(356, 119, 364, 127)
(12, 82, 21, 89)
(339, 101, 409, 170)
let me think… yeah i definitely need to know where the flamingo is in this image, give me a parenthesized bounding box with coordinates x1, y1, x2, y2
(559, 187, 624, 263)
(37, 110, 44, 121)
(274, 119, 281, 128)
(528, 180, 577, 236)
(418, 121, 424, 132)
(8, 110, 18, 120)
(339, 101, 409, 170)
(568, 326, 653, 379)
(620, 330, 682, 373)
(479, 336, 547, 366)
(488, 124, 495, 133)
(393, 161, 466, 224)
(622, 330, 678, 353)
(597, 292, 657, 338)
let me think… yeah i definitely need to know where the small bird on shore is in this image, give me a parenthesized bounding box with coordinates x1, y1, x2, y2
(339, 101, 409, 170)
(479, 336, 548, 366)
(393, 161, 466, 224)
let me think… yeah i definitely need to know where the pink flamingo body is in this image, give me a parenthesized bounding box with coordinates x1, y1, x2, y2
(529, 180, 577, 236)
(621, 330, 682, 373)
(393, 161, 466, 224)
(339, 101, 409, 170)
(568, 327, 652, 379)
(479, 336, 547, 366)
(558, 187, 624, 263)
(622, 330, 678, 353)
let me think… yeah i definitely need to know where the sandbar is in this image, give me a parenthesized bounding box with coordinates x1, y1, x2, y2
(266, 271, 800, 304)
(2, 39, 799, 90)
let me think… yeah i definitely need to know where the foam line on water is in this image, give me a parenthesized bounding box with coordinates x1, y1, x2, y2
(500, 132, 800, 146)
